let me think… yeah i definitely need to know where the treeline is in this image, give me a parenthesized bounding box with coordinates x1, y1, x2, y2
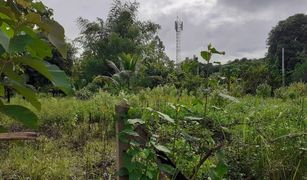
(22, 1, 307, 97)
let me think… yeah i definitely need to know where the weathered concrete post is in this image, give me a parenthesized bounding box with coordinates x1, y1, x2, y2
(0, 132, 38, 141)
(115, 100, 129, 180)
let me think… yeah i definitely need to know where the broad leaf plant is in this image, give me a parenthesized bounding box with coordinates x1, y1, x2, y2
(0, 0, 73, 129)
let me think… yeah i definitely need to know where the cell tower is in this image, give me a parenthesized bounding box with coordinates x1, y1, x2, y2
(175, 17, 183, 64)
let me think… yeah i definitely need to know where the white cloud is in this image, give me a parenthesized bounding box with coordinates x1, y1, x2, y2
(138, 0, 217, 21)
(137, 0, 276, 30)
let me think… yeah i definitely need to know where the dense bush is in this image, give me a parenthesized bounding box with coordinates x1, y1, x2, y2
(256, 83, 272, 97)
(75, 82, 101, 100)
(274, 82, 307, 99)
(229, 83, 245, 97)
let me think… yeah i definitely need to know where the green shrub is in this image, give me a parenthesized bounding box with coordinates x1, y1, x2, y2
(76, 83, 100, 100)
(256, 83, 272, 97)
(229, 83, 245, 97)
(75, 88, 92, 100)
(274, 87, 287, 99)
(274, 82, 307, 99)
(210, 90, 227, 107)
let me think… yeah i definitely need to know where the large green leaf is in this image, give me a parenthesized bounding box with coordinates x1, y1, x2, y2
(14, 56, 52, 80)
(32, 2, 46, 13)
(2, 63, 25, 83)
(127, 118, 145, 125)
(218, 93, 239, 103)
(153, 144, 170, 153)
(40, 19, 67, 58)
(14, 57, 73, 95)
(156, 111, 174, 123)
(210, 47, 225, 55)
(0, 29, 9, 51)
(45, 63, 73, 95)
(184, 116, 203, 121)
(107, 60, 120, 73)
(93, 75, 119, 86)
(159, 164, 175, 175)
(0, 105, 38, 128)
(120, 128, 139, 137)
(10, 81, 41, 111)
(1, 22, 14, 38)
(201, 51, 211, 62)
(16, 0, 31, 8)
(0, 7, 16, 20)
(181, 132, 201, 142)
(25, 12, 41, 24)
(27, 38, 52, 58)
(209, 161, 228, 180)
(20, 26, 37, 38)
(9, 34, 32, 53)
(215, 162, 228, 177)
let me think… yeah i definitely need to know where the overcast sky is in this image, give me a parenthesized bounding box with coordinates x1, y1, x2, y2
(43, 0, 307, 63)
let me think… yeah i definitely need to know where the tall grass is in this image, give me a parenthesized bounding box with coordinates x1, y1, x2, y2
(0, 85, 305, 179)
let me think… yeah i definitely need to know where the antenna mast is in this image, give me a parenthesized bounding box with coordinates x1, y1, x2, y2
(175, 17, 183, 64)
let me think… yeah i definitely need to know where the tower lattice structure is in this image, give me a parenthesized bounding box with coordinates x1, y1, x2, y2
(175, 17, 183, 64)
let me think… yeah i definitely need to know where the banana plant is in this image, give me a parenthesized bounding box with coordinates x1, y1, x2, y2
(0, 0, 73, 129)
(105, 53, 141, 89)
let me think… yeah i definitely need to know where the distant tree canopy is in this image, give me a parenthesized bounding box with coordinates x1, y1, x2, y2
(75, 0, 169, 87)
(267, 14, 307, 84)
(291, 58, 307, 82)
(222, 58, 270, 94)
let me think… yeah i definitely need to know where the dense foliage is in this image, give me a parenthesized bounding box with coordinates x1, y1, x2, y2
(74, 0, 170, 90)
(267, 14, 307, 85)
(0, 0, 72, 129)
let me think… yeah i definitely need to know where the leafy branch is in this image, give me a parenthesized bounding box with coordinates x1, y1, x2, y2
(0, 0, 73, 129)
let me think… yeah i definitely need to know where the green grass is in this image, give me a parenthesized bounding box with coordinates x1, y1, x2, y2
(0, 86, 306, 179)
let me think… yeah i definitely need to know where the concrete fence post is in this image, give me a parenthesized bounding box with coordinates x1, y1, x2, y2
(115, 100, 130, 180)
(0, 132, 38, 141)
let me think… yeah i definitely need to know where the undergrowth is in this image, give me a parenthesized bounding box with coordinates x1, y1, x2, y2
(0, 85, 306, 179)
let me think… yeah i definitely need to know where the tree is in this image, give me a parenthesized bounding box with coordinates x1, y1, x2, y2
(0, 0, 72, 129)
(136, 35, 174, 88)
(221, 58, 271, 94)
(181, 57, 201, 75)
(221, 65, 240, 92)
(267, 14, 307, 85)
(290, 52, 307, 82)
(75, 0, 169, 87)
(105, 53, 141, 89)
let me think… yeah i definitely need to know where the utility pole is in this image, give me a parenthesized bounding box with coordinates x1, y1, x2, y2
(282, 48, 285, 87)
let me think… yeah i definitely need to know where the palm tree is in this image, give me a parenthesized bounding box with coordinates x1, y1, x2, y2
(105, 53, 141, 89)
